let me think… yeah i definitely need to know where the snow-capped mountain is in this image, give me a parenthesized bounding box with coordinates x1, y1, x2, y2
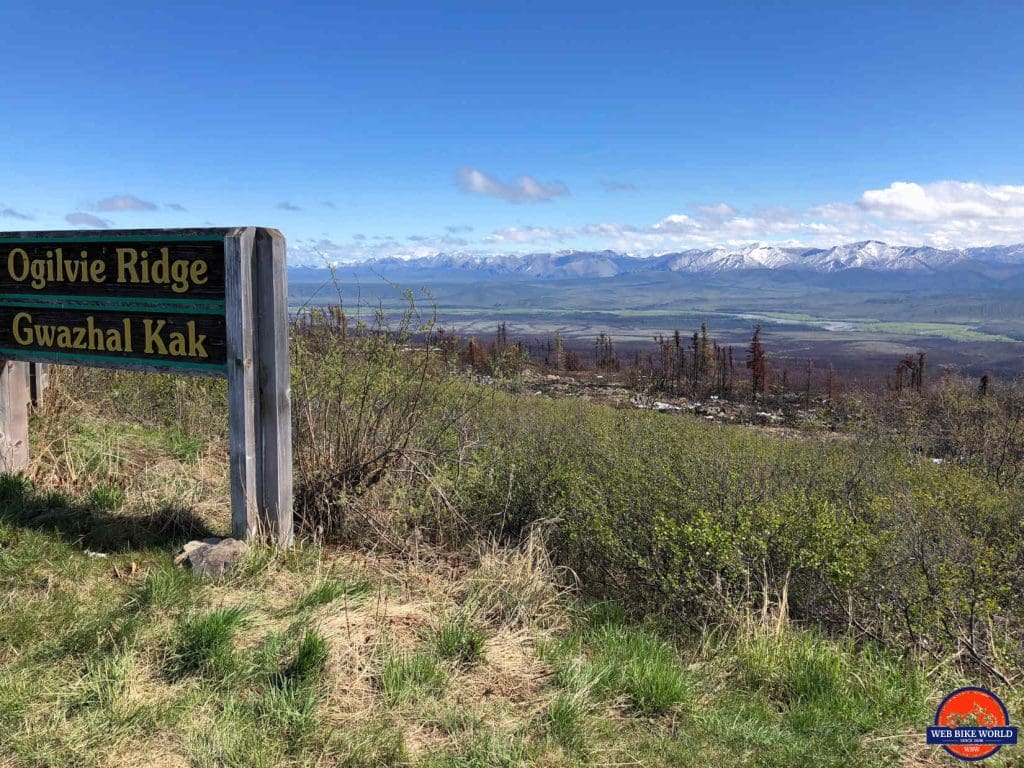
(965, 244, 1024, 265)
(797, 241, 973, 272)
(301, 241, 1024, 280)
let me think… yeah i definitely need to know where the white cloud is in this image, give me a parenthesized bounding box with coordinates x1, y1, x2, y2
(94, 195, 157, 212)
(485, 180, 1024, 254)
(66, 212, 112, 228)
(408, 234, 469, 247)
(651, 214, 695, 233)
(276, 201, 302, 211)
(484, 226, 567, 244)
(859, 180, 1024, 222)
(456, 167, 569, 203)
(289, 179, 1024, 264)
(289, 234, 472, 265)
(694, 203, 737, 219)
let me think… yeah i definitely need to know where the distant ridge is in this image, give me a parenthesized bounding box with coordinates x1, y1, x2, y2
(290, 241, 1024, 279)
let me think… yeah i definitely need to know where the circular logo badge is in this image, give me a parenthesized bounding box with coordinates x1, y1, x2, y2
(933, 687, 1012, 761)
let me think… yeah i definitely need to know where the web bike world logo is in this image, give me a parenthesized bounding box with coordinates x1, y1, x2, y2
(927, 687, 1018, 761)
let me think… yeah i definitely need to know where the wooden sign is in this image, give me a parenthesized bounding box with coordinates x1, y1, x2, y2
(0, 227, 293, 546)
(0, 230, 228, 375)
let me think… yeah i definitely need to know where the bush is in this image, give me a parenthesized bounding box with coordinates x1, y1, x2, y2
(290, 293, 478, 543)
(438, 390, 1024, 677)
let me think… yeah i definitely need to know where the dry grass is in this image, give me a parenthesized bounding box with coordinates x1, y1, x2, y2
(463, 528, 574, 633)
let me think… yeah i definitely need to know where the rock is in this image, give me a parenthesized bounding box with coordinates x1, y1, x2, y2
(176, 537, 249, 577)
(173, 537, 221, 565)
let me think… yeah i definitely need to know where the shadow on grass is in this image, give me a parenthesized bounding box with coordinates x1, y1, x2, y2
(0, 472, 218, 552)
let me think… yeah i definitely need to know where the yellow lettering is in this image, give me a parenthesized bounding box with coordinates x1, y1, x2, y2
(30, 257, 47, 290)
(105, 328, 123, 352)
(117, 248, 139, 284)
(170, 258, 190, 293)
(168, 331, 186, 356)
(35, 324, 55, 347)
(86, 317, 104, 350)
(12, 312, 32, 345)
(151, 248, 169, 284)
(89, 257, 106, 282)
(191, 259, 208, 286)
(143, 319, 167, 354)
(188, 322, 208, 357)
(7, 249, 29, 283)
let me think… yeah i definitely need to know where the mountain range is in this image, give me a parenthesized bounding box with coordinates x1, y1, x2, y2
(296, 241, 1024, 280)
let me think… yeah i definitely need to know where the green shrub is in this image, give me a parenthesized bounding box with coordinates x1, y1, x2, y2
(439, 391, 1024, 675)
(290, 295, 478, 542)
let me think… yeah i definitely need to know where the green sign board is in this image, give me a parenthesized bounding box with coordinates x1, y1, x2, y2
(0, 230, 230, 376)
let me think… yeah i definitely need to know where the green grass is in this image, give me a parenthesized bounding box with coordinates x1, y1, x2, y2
(541, 608, 690, 716)
(131, 564, 197, 612)
(859, 320, 1018, 342)
(165, 429, 206, 463)
(292, 575, 373, 612)
(540, 690, 593, 756)
(168, 606, 250, 679)
(280, 629, 330, 685)
(380, 649, 448, 706)
(0, 497, 982, 768)
(533, 606, 941, 767)
(431, 613, 488, 667)
(85, 482, 125, 512)
(420, 730, 531, 768)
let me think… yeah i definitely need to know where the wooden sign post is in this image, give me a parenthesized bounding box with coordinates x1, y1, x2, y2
(28, 363, 50, 407)
(0, 227, 293, 546)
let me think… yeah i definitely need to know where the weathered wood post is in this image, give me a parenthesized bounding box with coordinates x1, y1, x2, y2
(226, 227, 259, 540)
(0, 360, 29, 471)
(253, 228, 293, 546)
(225, 228, 293, 546)
(29, 363, 49, 407)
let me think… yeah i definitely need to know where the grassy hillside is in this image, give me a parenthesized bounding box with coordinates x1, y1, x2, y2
(0, 407, 960, 767)
(1, 324, 1022, 766)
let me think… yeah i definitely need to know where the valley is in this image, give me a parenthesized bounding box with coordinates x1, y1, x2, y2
(289, 244, 1024, 380)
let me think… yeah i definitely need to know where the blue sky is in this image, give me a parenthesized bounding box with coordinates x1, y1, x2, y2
(3, 1, 1024, 263)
